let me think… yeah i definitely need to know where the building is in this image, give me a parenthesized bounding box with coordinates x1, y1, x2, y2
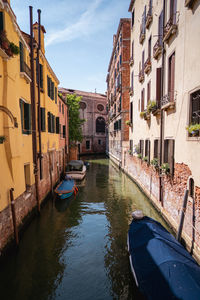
(106, 18, 131, 167)
(127, 0, 200, 260)
(59, 88, 107, 156)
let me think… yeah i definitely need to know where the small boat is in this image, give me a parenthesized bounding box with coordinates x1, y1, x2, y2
(55, 176, 78, 199)
(66, 160, 86, 180)
(127, 211, 200, 300)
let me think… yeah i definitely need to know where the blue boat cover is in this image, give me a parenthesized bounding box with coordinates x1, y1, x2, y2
(56, 179, 75, 193)
(128, 217, 200, 300)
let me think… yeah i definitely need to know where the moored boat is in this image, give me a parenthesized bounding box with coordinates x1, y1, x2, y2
(66, 160, 86, 180)
(127, 211, 200, 300)
(55, 176, 78, 199)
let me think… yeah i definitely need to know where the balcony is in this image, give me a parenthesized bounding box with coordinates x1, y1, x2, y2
(144, 58, 151, 74)
(161, 92, 176, 110)
(146, 7, 153, 29)
(20, 61, 32, 83)
(163, 17, 177, 43)
(138, 70, 144, 83)
(185, 0, 195, 7)
(153, 39, 162, 59)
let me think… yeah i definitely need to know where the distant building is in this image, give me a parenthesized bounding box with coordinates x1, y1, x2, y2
(59, 88, 107, 156)
(106, 18, 131, 166)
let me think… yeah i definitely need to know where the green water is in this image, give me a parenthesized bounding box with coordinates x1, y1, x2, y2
(0, 159, 170, 300)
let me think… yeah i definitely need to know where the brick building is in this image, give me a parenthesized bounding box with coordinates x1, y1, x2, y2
(106, 18, 131, 166)
(59, 88, 107, 156)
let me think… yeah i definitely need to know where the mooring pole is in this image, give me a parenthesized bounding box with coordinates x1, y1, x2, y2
(177, 189, 189, 242)
(10, 188, 19, 246)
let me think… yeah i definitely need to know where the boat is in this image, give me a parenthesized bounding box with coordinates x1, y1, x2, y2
(127, 211, 200, 300)
(54, 176, 78, 199)
(66, 160, 86, 180)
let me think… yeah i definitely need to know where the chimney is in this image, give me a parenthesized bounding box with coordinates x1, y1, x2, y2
(33, 22, 46, 54)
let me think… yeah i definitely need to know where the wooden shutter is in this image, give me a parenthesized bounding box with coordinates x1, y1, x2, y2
(169, 53, 175, 102)
(55, 87, 57, 104)
(156, 68, 162, 107)
(0, 12, 4, 31)
(52, 115, 55, 133)
(24, 103, 31, 134)
(63, 125, 66, 138)
(148, 140, 151, 164)
(164, 139, 168, 163)
(48, 112, 51, 132)
(130, 102, 133, 123)
(56, 117, 59, 134)
(52, 82, 55, 100)
(141, 89, 144, 112)
(40, 107, 46, 132)
(19, 42, 24, 72)
(148, 36, 151, 59)
(140, 140, 144, 157)
(168, 139, 175, 175)
(19, 99, 24, 134)
(147, 81, 151, 104)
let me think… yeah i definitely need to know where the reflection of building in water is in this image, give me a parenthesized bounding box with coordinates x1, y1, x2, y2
(59, 88, 107, 155)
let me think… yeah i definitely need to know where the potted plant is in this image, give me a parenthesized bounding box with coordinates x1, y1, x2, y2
(142, 156, 148, 162)
(0, 136, 6, 144)
(140, 111, 146, 119)
(150, 158, 159, 170)
(147, 100, 157, 114)
(0, 30, 9, 50)
(186, 123, 200, 136)
(161, 163, 170, 174)
(138, 153, 142, 159)
(126, 120, 132, 126)
(9, 42, 20, 55)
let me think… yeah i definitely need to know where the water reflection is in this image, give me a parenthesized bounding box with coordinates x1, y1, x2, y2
(0, 158, 170, 300)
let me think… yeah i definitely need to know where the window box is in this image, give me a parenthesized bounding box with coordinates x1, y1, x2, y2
(138, 70, 144, 83)
(161, 93, 176, 111)
(140, 110, 150, 121)
(152, 108, 161, 116)
(153, 39, 162, 59)
(144, 58, 151, 74)
(186, 124, 200, 137)
(163, 18, 177, 43)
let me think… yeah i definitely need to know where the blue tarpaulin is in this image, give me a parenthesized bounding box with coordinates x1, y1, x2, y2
(128, 216, 200, 300)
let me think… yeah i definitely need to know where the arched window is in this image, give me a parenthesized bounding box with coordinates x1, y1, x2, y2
(96, 117, 105, 133)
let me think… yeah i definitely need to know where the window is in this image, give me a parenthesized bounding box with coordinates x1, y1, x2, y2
(158, 11, 163, 45)
(131, 71, 134, 93)
(24, 164, 31, 190)
(154, 139, 160, 161)
(19, 42, 24, 72)
(98, 139, 101, 145)
(19, 99, 32, 134)
(188, 178, 194, 198)
(141, 88, 145, 112)
(56, 117, 59, 134)
(62, 104, 64, 115)
(55, 87, 57, 104)
(131, 40, 134, 59)
(86, 140, 90, 150)
(63, 125, 66, 138)
(147, 81, 151, 104)
(0, 12, 4, 31)
(189, 89, 200, 136)
(130, 140, 133, 154)
(148, 36, 151, 59)
(97, 104, 104, 111)
(96, 117, 105, 133)
(145, 139, 151, 164)
(142, 50, 145, 72)
(139, 140, 144, 157)
(40, 107, 46, 132)
(48, 112, 55, 133)
(47, 76, 54, 100)
(59, 101, 61, 112)
(130, 102, 133, 124)
(164, 139, 175, 175)
(168, 52, 175, 102)
(118, 119, 121, 130)
(37, 63, 43, 89)
(170, 0, 177, 24)
(156, 68, 162, 108)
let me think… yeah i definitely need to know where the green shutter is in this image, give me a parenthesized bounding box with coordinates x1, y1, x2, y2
(19, 99, 24, 134)
(52, 82, 54, 100)
(48, 112, 51, 132)
(40, 107, 46, 132)
(0, 12, 4, 31)
(24, 103, 32, 134)
(47, 76, 50, 97)
(56, 117, 59, 134)
(19, 42, 24, 72)
(52, 115, 55, 133)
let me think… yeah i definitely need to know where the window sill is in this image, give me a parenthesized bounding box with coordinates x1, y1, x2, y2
(0, 47, 10, 60)
(20, 72, 32, 84)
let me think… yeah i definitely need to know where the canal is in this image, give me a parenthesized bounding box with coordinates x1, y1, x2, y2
(0, 158, 170, 300)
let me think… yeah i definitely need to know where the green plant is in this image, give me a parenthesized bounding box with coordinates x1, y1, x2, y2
(161, 163, 170, 174)
(128, 149, 132, 155)
(147, 100, 157, 113)
(140, 111, 146, 119)
(186, 123, 200, 136)
(0, 136, 6, 144)
(126, 120, 132, 126)
(142, 156, 148, 162)
(151, 158, 159, 169)
(138, 153, 142, 159)
(9, 42, 20, 55)
(134, 144, 140, 155)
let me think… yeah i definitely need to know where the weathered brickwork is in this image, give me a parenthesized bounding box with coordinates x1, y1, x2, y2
(120, 153, 200, 257)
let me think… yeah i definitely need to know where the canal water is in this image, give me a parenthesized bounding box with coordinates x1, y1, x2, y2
(0, 158, 170, 300)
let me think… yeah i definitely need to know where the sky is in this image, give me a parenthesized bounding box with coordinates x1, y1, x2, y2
(12, 0, 131, 94)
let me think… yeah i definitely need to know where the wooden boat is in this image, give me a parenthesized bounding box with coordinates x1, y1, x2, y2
(66, 160, 86, 180)
(127, 211, 200, 300)
(55, 176, 78, 199)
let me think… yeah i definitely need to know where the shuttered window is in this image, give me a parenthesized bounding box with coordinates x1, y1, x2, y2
(118, 119, 121, 130)
(168, 52, 175, 102)
(156, 68, 162, 108)
(40, 64, 43, 89)
(40, 107, 46, 132)
(63, 125, 66, 138)
(164, 139, 175, 175)
(130, 102, 133, 123)
(19, 42, 24, 72)
(0, 12, 4, 31)
(130, 140, 133, 154)
(55, 87, 57, 104)
(56, 117, 59, 134)
(139, 140, 144, 157)
(141, 89, 145, 111)
(147, 80, 151, 104)
(154, 139, 160, 163)
(145, 140, 151, 164)
(170, 0, 177, 24)
(158, 11, 163, 45)
(52, 115, 55, 133)
(19, 99, 32, 134)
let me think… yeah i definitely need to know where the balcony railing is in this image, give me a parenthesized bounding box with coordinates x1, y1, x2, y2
(20, 61, 32, 82)
(153, 39, 162, 59)
(146, 7, 153, 29)
(163, 16, 177, 43)
(161, 91, 176, 110)
(144, 57, 151, 74)
(138, 70, 144, 83)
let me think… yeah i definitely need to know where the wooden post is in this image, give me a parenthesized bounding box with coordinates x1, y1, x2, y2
(10, 188, 19, 245)
(177, 189, 189, 242)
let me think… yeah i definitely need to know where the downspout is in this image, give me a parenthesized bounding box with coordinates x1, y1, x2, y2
(29, 6, 40, 212)
(37, 9, 43, 180)
(159, 0, 166, 206)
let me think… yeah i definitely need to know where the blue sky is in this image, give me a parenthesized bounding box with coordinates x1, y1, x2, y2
(12, 0, 131, 94)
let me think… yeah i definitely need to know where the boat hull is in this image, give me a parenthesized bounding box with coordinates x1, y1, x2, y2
(66, 165, 86, 180)
(55, 179, 77, 200)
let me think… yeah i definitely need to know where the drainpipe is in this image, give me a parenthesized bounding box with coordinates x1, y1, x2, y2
(159, 0, 166, 206)
(37, 9, 43, 180)
(29, 6, 40, 212)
